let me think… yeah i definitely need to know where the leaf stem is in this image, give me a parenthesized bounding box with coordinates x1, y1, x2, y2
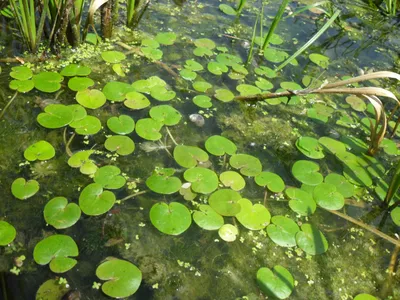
(0, 91, 18, 121)
(120, 190, 147, 202)
(165, 126, 178, 146)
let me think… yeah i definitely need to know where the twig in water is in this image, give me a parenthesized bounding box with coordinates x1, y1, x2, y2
(165, 127, 178, 146)
(120, 190, 148, 202)
(65, 132, 76, 157)
(0, 91, 18, 121)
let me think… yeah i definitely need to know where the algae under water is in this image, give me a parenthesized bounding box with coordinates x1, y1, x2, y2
(0, 0, 400, 299)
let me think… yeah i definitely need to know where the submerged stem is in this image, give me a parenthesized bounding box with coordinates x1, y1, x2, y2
(0, 91, 18, 121)
(165, 127, 178, 146)
(120, 190, 147, 202)
(65, 132, 75, 157)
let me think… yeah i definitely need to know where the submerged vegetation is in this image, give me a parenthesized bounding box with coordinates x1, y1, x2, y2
(1, 0, 400, 299)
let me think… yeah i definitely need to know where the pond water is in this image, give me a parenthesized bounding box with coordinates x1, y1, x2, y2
(0, 0, 400, 299)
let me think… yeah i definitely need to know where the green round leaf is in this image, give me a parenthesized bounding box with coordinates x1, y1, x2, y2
(220, 171, 245, 191)
(103, 81, 136, 102)
(141, 47, 163, 60)
(255, 172, 285, 193)
(24, 140, 55, 161)
(0, 221, 17, 246)
(11, 178, 39, 200)
(104, 135, 135, 155)
(68, 150, 97, 175)
(79, 183, 116, 216)
(180, 68, 197, 81)
(267, 216, 299, 247)
(174, 145, 209, 168)
(101, 50, 126, 63)
(208, 189, 241, 216)
(185, 60, 203, 71)
(136, 118, 163, 141)
(146, 174, 182, 194)
(70, 115, 101, 135)
(346, 95, 366, 112)
(184, 167, 218, 194)
(68, 76, 94, 91)
(343, 164, 372, 187)
(257, 266, 294, 299)
(354, 294, 377, 300)
(255, 77, 273, 90)
(60, 64, 91, 77)
(150, 202, 192, 235)
(193, 205, 224, 230)
(309, 53, 330, 68)
(255, 66, 277, 78)
(193, 81, 212, 92)
(193, 95, 212, 108)
(230, 154, 262, 176)
(9, 79, 34, 93)
(33, 234, 79, 273)
(150, 85, 176, 101)
(215, 88, 234, 102)
(44, 197, 81, 229)
(264, 48, 288, 63)
(125, 91, 151, 110)
(216, 53, 242, 66)
(94, 165, 126, 189)
(286, 188, 316, 216)
(313, 183, 344, 210)
(236, 198, 270, 230)
(324, 173, 355, 198)
(296, 224, 328, 255)
(296, 136, 325, 159)
(37, 104, 74, 129)
(155, 32, 176, 45)
(107, 115, 135, 135)
(36, 279, 70, 300)
(318, 136, 346, 155)
(194, 38, 216, 50)
(391, 206, 400, 226)
(207, 61, 228, 75)
(76, 89, 106, 109)
(219, 4, 237, 15)
(292, 160, 323, 185)
(96, 258, 142, 298)
(10, 66, 32, 80)
(236, 84, 261, 96)
(205, 135, 237, 156)
(33, 72, 64, 93)
(149, 105, 182, 126)
(141, 38, 160, 48)
(69, 104, 87, 122)
(218, 224, 239, 242)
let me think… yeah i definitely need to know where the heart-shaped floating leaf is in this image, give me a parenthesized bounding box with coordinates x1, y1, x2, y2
(266, 216, 299, 248)
(218, 224, 239, 242)
(214, 88, 235, 102)
(44, 197, 81, 229)
(180, 183, 197, 201)
(255, 66, 277, 78)
(264, 48, 288, 63)
(205, 135, 237, 156)
(193, 204, 224, 230)
(146, 172, 182, 194)
(136, 118, 163, 141)
(11, 178, 39, 200)
(107, 115, 135, 135)
(9, 79, 34, 93)
(67, 150, 97, 175)
(149, 105, 182, 126)
(183, 167, 218, 194)
(193, 81, 212, 92)
(10, 66, 32, 80)
(104, 135, 135, 155)
(292, 160, 323, 186)
(69, 104, 87, 122)
(354, 294, 377, 300)
(296, 223, 328, 255)
(141, 47, 163, 60)
(174, 145, 209, 168)
(33, 234, 79, 273)
(236, 198, 270, 230)
(150, 202, 192, 235)
(346, 95, 366, 112)
(35, 279, 70, 300)
(296, 136, 325, 159)
(324, 173, 355, 198)
(286, 188, 316, 216)
(391, 206, 400, 226)
(207, 61, 228, 75)
(0, 221, 17, 246)
(101, 50, 126, 63)
(216, 53, 242, 66)
(76, 89, 106, 109)
(96, 258, 142, 298)
(79, 183, 116, 216)
(124, 91, 151, 110)
(70, 115, 101, 135)
(60, 64, 91, 77)
(68, 76, 94, 91)
(208, 189, 241, 216)
(194, 38, 216, 50)
(103, 81, 136, 102)
(141, 38, 160, 48)
(343, 164, 372, 187)
(33, 71, 64, 93)
(230, 154, 262, 176)
(257, 265, 294, 299)
(309, 53, 330, 68)
(155, 32, 177, 45)
(94, 165, 126, 189)
(220, 171, 245, 191)
(37, 104, 74, 129)
(236, 84, 261, 96)
(255, 172, 285, 193)
(180, 68, 197, 81)
(150, 85, 176, 101)
(185, 60, 203, 71)
(24, 140, 55, 161)
(193, 95, 212, 108)
(318, 136, 346, 155)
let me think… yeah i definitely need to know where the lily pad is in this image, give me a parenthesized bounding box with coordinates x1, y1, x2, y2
(215, 88, 235, 102)
(208, 189, 241, 216)
(141, 47, 163, 60)
(264, 48, 288, 63)
(9, 79, 34, 93)
(0, 221, 17, 246)
(103, 81, 136, 102)
(94, 165, 126, 189)
(70, 115, 101, 135)
(174, 145, 209, 168)
(220, 171, 245, 191)
(107, 115, 135, 135)
(255, 77, 274, 90)
(79, 183, 116, 216)
(180, 68, 197, 81)
(150, 85, 176, 101)
(255, 172, 285, 193)
(343, 164, 373, 187)
(76, 89, 106, 109)
(146, 172, 182, 194)
(255, 66, 277, 78)
(33, 72, 64, 93)
(205, 135, 237, 156)
(142, 38, 160, 48)
(296, 224, 328, 255)
(230, 154, 262, 176)
(267, 216, 299, 247)
(150, 202, 192, 235)
(33, 234, 79, 273)
(149, 105, 182, 126)
(296, 136, 325, 159)
(313, 183, 344, 210)
(193, 81, 212, 92)
(60, 64, 91, 77)
(185, 60, 204, 71)
(193, 95, 212, 108)
(136, 118, 163, 141)
(236, 84, 261, 96)
(104, 135, 135, 156)
(96, 258, 142, 298)
(11, 178, 39, 200)
(184, 167, 219, 194)
(69, 104, 87, 122)
(101, 50, 126, 63)
(68, 76, 94, 91)
(346, 95, 366, 112)
(257, 266, 294, 299)
(390, 206, 400, 226)
(155, 32, 176, 45)
(318, 136, 346, 155)
(309, 53, 330, 68)
(207, 61, 228, 75)
(125, 91, 151, 110)
(219, 4, 236, 15)
(354, 294, 377, 300)
(10, 66, 32, 80)
(24, 140, 55, 161)
(194, 38, 216, 50)
(216, 53, 242, 66)
(37, 104, 74, 129)
(67, 150, 98, 175)
(286, 188, 316, 216)
(35, 279, 70, 300)
(236, 198, 270, 230)
(324, 173, 355, 198)
(193, 205, 224, 230)
(218, 224, 239, 242)
(43, 197, 81, 229)
(292, 160, 323, 185)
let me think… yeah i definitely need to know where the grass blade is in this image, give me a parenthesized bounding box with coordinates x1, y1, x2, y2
(262, 0, 290, 51)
